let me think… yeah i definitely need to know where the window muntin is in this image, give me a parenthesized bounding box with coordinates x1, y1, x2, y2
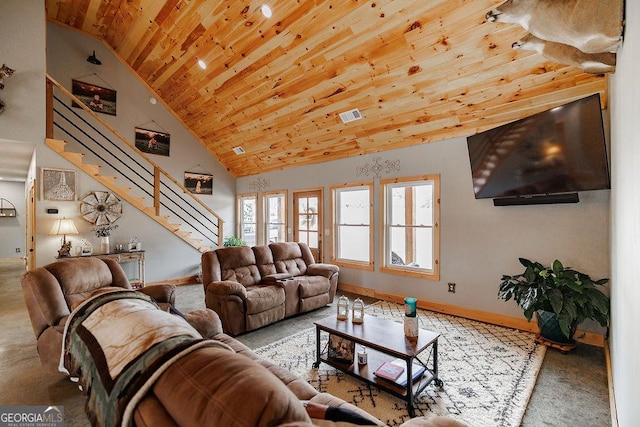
(263, 191, 287, 243)
(237, 193, 257, 246)
(297, 195, 319, 248)
(331, 182, 373, 269)
(381, 175, 439, 280)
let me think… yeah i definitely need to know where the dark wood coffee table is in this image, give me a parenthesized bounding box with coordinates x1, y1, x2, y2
(313, 314, 442, 417)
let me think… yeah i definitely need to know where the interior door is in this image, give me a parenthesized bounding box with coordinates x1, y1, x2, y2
(27, 182, 36, 270)
(293, 189, 323, 262)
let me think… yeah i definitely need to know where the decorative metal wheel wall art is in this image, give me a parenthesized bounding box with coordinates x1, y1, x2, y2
(80, 191, 123, 225)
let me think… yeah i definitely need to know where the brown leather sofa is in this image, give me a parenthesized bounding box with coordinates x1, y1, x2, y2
(58, 291, 463, 427)
(132, 311, 466, 427)
(202, 242, 339, 335)
(20, 257, 213, 374)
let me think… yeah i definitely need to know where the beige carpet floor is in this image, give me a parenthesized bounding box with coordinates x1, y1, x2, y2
(253, 300, 546, 427)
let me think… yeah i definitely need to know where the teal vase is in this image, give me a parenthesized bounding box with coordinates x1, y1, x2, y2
(536, 310, 575, 344)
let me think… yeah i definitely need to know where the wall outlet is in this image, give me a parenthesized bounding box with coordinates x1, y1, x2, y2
(448, 282, 456, 293)
(15, 248, 21, 253)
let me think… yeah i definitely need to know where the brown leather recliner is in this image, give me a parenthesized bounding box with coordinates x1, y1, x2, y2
(21, 257, 178, 374)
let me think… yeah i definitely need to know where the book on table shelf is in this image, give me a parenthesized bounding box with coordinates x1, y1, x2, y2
(375, 358, 427, 387)
(374, 361, 404, 381)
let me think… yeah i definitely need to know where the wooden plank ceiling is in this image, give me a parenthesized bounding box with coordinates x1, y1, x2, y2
(45, 0, 608, 178)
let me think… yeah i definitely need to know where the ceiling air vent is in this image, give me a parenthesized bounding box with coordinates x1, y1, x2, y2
(232, 146, 245, 155)
(339, 108, 363, 124)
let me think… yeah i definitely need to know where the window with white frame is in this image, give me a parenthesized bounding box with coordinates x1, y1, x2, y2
(381, 174, 440, 280)
(263, 191, 287, 243)
(237, 193, 257, 247)
(330, 182, 373, 269)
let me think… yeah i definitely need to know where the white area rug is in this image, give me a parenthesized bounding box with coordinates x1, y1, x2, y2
(254, 300, 546, 426)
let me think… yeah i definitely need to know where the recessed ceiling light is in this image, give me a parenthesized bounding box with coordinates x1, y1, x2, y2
(198, 59, 207, 69)
(261, 4, 272, 18)
(232, 146, 246, 155)
(150, 97, 157, 105)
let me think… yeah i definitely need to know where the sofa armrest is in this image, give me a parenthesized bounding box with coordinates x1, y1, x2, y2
(182, 308, 224, 338)
(306, 263, 339, 278)
(139, 284, 177, 306)
(262, 273, 294, 284)
(205, 280, 248, 299)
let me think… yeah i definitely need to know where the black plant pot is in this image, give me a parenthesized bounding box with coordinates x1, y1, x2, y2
(536, 310, 575, 344)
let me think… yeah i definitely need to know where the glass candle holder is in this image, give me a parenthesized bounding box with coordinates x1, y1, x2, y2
(352, 298, 365, 324)
(337, 295, 349, 320)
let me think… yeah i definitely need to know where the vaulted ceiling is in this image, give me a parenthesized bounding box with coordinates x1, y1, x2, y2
(45, 0, 608, 177)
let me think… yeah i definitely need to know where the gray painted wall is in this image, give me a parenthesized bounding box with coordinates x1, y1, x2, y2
(237, 135, 611, 324)
(0, 181, 26, 258)
(40, 23, 237, 280)
(0, 1, 46, 144)
(0, 2, 45, 263)
(609, 0, 640, 424)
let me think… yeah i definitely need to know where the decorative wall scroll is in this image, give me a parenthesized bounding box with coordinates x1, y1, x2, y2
(72, 79, 117, 116)
(41, 168, 77, 201)
(249, 177, 271, 192)
(184, 171, 213, 195)
(355, 156, 401, 179)
(135, 127, 171, 157)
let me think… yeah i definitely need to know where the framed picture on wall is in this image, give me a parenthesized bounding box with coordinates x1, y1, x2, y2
(41, 167, 77, 201)
(71, 79, 117, 116)
(184, 171, 213, 195)
(134, 127, 171, 157)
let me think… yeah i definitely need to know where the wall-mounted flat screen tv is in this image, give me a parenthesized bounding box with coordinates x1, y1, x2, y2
(466, 94, 610, 202)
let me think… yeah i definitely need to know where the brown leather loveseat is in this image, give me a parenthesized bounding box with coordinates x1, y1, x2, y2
(202, 242, 339, 335)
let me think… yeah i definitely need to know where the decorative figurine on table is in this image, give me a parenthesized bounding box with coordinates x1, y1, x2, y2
(128, 236, 142, 251)
(404, 296, 419, 340)
(57, 241, 72, 258)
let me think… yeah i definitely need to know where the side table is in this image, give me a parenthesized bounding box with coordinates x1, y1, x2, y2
(63, 250, 146, 286)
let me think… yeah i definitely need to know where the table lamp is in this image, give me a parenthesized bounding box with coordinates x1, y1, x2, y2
(50, 217, 79, 258)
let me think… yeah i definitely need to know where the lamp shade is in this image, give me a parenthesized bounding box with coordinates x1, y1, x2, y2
(50, 218, 79, 236)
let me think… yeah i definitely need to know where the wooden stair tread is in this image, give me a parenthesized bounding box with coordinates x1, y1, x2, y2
(46, 136, 216, 253)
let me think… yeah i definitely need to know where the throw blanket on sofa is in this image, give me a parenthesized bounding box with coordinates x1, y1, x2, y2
(59, 289, 232, 427)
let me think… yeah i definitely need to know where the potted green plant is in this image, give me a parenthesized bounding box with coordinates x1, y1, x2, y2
(498, 258, 610, 343)
(223, 236, 247, 247)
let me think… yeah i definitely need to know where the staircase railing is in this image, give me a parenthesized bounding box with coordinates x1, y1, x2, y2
(46, 75, 223, 251)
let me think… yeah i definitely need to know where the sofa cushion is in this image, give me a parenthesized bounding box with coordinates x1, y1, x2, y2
(221, 265, 262, 287)
(253, 245, 278, 277)
(270, 242, 309, 276)
(213, 334, 319, 400)
(216, 246, 263, 287)
(150, 345, 311, 426)
(45, 257, 130, 311)
(245, 285, 286, 314)
(298, 276, 330, 298)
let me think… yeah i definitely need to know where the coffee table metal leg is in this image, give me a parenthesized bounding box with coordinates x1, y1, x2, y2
(407, 358, 415, 417)
(433, 339, 443, 387)
(313, 326, 321, 369)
